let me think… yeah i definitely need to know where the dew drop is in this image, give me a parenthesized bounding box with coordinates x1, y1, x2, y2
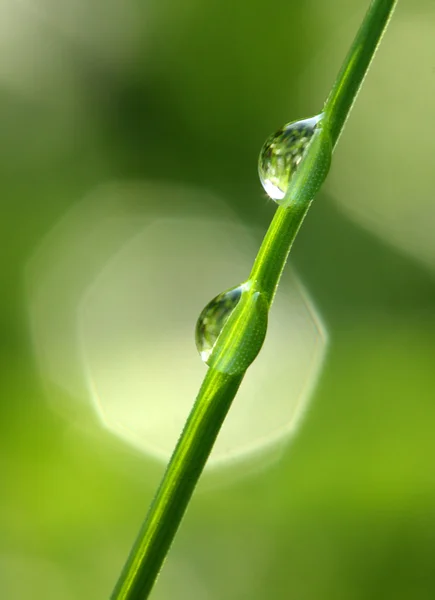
(195, 284, 244, 363)
(258, 114, 323, 202)
(195, 282, 268, 375)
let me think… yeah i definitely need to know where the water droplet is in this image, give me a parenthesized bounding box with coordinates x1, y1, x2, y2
(258, 114, 323, 202)
(195, 282, 268, 375)
(196, 284, 244, 363)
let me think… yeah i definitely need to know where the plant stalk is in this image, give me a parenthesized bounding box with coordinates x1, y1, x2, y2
(111, 1, 397, 598)
(323, 0, 397, 147)
(111, 369, 244, 599)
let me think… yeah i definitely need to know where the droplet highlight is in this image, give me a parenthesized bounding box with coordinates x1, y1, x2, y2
(258, 114, 323, 202)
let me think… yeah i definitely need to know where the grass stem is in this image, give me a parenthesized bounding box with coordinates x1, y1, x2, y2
(111, 1, 397, 598)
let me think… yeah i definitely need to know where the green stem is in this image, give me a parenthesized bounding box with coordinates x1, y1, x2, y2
(111, 369, 244, 599)
(111, 1, 397, 598)
(249, 199, 309, 305)
(323, 0, 397, 147)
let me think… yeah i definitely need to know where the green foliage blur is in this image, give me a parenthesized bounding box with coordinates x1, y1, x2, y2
(1, 1, 435, 598)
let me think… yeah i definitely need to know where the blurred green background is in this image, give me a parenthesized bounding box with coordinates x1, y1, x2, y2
(2, 0, 435, 598)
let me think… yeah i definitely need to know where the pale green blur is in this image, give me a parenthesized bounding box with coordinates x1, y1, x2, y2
(1, 1, 435, 599)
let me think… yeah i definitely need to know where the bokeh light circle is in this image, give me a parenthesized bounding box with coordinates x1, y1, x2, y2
(27, 181, 327, 469)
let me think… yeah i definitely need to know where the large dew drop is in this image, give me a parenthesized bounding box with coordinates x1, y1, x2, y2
(258, 115, 322, 202)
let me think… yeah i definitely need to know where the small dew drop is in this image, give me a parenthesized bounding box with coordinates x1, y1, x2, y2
(258, 114, 322, 202)
(195, 282, 269, 374)
(195, 284, 245, 363)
